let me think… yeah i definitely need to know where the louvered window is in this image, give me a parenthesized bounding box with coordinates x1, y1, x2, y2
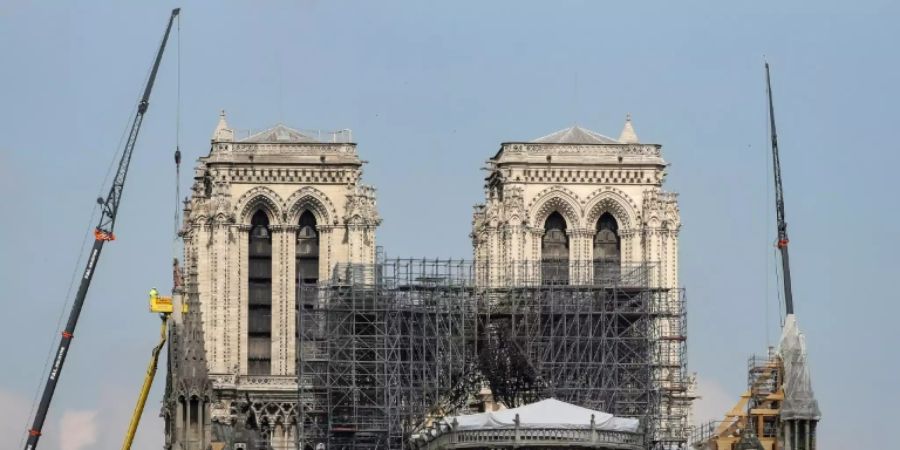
(541, 212, 569, 285)
(296, 211, 319, 287)
(593, 212, 621, 283)
(248, 211, 272, 375)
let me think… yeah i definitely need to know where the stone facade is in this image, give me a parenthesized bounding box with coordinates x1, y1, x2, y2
(165, 113, 691, 450)
(164, 113, 380, 450)
(471, 118, 680, 288)
(470, 118, 690, 444)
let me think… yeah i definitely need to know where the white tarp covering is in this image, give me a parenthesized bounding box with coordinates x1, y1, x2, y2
(779, 314, 821, 421)
(448, 398, 639, 432)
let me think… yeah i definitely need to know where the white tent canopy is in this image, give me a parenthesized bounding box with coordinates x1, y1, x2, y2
(447, 398, 639, 433)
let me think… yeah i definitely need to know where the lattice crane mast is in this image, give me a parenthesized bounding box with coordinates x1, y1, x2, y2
(23, 9, 180, 450)
(765, 62, 795, 317)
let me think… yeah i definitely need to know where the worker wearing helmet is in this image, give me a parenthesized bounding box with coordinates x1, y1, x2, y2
(149, 287, 159, 301)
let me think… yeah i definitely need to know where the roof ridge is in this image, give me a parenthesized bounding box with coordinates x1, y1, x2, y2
(532, 124, 619, 144)
(240, 123, 320, 143)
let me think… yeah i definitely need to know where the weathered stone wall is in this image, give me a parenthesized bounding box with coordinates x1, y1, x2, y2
(165, 115, 380, 450)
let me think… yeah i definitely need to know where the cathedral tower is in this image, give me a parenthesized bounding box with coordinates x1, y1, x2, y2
(165, 113, 380, 450)
(471, 116, 691, 446)
(472, 116, 680, 289)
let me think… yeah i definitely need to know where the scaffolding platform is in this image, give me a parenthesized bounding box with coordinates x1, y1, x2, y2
(297, 259, 688, 450)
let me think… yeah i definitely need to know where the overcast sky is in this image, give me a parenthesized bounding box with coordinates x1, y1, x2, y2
(1, 1, 898, 449)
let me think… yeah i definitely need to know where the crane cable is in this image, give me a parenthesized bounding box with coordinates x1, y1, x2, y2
(173, 13, 182, 258)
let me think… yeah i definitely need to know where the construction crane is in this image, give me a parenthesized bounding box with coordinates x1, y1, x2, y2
(765, 62, 821, 450)
(23, 8, 180, 450)
(765, 61, 794, 317)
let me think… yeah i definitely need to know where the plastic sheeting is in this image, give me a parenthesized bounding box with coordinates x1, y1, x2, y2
(779, 314, 821, 421)
(447, 398, 640, 432)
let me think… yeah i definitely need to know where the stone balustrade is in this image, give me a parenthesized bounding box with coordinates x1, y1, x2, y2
(411, 420, 643, 450)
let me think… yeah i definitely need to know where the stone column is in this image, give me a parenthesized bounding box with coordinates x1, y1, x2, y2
(237, 224, 252, 375)
(507, 224, 522, 285)
(531, 229, 544, 284)
(270, 224, 295, 375)
(195, 223, 213, 368)
(571, 229, 595, 285)
(619, 229, 633, 264)
(487, 225, 499, 287)
(176, 397, 185, 446)
(226, 225, 242, 373)
(211, 218, 231, 372)
(280, 225, 298, 376)
(185, 397, 193, 449)
(318, 225, 336, 283)
(203, 400, 211, 449)
(565, 229, 577, 285)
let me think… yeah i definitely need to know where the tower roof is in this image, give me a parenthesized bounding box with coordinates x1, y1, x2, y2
(239, 123, 320, 143)
(532, 125, 620, 145)
(618, 114, 640, 144)
(213, 110, 234, 141)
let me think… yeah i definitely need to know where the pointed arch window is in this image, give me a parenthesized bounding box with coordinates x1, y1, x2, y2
(541, 212, 569, 285)
(296, 211, 319, 288)
(593, 212, 621, 283)
(248, 210, 272, 375)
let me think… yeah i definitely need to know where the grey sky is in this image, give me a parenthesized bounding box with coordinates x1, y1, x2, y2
(1, 1, 897, 449)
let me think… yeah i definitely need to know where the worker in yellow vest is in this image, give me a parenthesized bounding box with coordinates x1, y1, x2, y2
(149, 287, 159, 302)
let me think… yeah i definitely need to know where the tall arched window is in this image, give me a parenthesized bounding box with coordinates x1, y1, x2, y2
(296, 211, 319, 288)
(593, 212, 621, 283)
(248, 210, 272, 375)
(541, 212, 569, 285)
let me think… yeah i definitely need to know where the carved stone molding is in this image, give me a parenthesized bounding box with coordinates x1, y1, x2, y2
(234, 186, 285, 224)
(527, 186, 582, 229)
(501, 142, 663, 157)
(284, 186, 339, 225)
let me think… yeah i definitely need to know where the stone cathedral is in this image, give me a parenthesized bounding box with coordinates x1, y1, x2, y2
(163, 113, 691, 450)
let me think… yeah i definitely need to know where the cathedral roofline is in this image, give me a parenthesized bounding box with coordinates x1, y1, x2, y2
(531, 125, 620, 145)
(239, 123, 323, 144)
(206, 114, 360, 164)
(489, 141, 664, 166)
(490, 118, 661, 163)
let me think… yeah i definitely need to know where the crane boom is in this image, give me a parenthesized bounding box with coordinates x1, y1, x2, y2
(23, 9, 180, 450)
(765, 62, 795, 317)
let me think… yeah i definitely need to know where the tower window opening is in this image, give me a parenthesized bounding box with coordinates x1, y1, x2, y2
(296, 211, 319, 287)
(541, 212, 569, 285)
(593, 212, 621, 283)
(296, 209, 320, 362)
(248, 210, 272, 375)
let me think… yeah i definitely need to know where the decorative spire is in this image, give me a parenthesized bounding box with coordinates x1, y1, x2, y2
(213, 109, 234, 142)
(618, 113, 640, 144)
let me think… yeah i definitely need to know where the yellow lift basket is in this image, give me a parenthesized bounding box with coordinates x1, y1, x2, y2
(149, 295, 173, 313)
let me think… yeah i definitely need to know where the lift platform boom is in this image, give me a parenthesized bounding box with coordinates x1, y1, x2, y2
(121, 313, 169, 450)
(23, 9, 180, 450)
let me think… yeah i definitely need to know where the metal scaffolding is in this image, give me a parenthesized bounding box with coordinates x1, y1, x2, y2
(297, 259, 688, 450)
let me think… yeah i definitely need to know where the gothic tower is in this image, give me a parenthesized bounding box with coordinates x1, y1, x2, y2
(164, 112, 380, 450)
(471, 116, 691, 446)
(472, 116, 680, 288)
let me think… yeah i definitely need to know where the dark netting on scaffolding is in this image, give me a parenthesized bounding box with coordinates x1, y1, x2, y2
(298, 260, 477, 450)
(296, 259, 682, 450)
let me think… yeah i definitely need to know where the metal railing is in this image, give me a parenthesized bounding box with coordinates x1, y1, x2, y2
(330, 259, 660, 289)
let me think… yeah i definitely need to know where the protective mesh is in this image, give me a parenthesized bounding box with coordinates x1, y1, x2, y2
(778, 315, 821, 420)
